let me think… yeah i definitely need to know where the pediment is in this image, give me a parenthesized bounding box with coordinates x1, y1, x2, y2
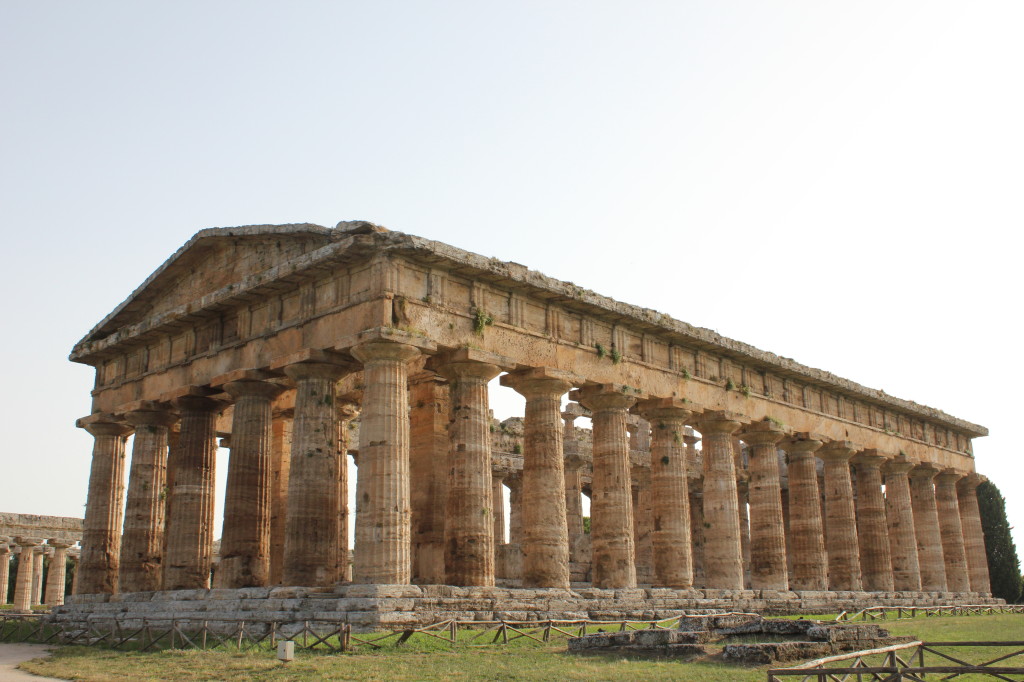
(80, 224, 333, 344)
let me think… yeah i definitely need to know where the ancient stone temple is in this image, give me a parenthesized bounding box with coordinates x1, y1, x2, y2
(58, 222, 996, 628)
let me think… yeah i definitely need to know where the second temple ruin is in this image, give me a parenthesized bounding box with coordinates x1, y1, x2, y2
(52, 222, 998, 628)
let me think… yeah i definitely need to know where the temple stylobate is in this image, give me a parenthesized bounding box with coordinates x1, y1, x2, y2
(61, 221, 996, 628)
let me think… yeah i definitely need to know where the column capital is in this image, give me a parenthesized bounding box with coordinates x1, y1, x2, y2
(335, 326, 437, 357)
(697, 410, 748, 435)
(502, 367, 578, 399)
(635, 397, 696, 423)
(957, 472, 984, 491)
(572, 384, 640, 411)
(739, 419, 788, 445)
(683, 427, 700, 447)
(909, 462, 940, 480)
(76, 414, 131, 437)
(47, 539, 72, 550)
(123, 408, 177, 429)
(435, 360, 503, 384)
(13, 537, 42, 548)
(429, 347, 514, 378)
(881, 454, 915, 475)
(282, 361, 353, 383)
(562, 401, 588, 421)
(817, 440, 860, 462)
(223, 379, 287, 401)
(852, 450, 889, 469)
(782, 432, 824, 456)
(934, 468, 965, 486)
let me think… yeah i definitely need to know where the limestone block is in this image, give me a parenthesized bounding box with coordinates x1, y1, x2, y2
(345, 584, 424, 599)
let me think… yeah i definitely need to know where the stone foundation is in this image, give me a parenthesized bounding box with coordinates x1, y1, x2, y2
(50, 586, 1002, 632)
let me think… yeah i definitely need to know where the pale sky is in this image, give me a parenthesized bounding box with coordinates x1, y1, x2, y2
(2, 3, 1021, 554)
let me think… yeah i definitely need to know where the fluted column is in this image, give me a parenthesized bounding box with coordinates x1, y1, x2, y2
(698, 411, 747, 590)
(910, 463, 947, 591)
(934, 469, 970, 592)
(409, 373, 449, 585)
(506, 472, 524, 547)
(0, 539, 10, 604)
(269, 412, 292, 585)
(853, 451, 894, 592)
(740, 421, 788, 591)
(784, 435, 828, 590)
(881, 456, 922, 591)
(45, 541, 71, 605)
(77, 418, 131, 594)
(492, 472, 507, 546)
(575, 385, 637, 589)
(336, 402, 357, 583)
(163, 395, 220, 590)
(562, 407, 586, 561)
(503, 368, 574, 588)
(957, 474, 991, 594)
(438, 354, 503, 586)
(218, 379, 283, 588)
(818, 441, 862, 590)
(638, 399, 693, 588)
(685, 430, 704, 587)
(281, 362, 350, 586)
(12, 539, 40, 613)
(120, 408, 175, 593)
(31, 547, 44, 605)
(352, 341, 421, 585)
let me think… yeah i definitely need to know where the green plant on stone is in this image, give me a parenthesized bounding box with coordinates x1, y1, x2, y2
(473, 308, 494, 336)
(681, 368, 692, 380)
(512, 443, 522, 455)
(725, 378, 736, 391)
(610, 348, 622, 364)
(739, 385, 751, 397)
(595, 343, 606, 358)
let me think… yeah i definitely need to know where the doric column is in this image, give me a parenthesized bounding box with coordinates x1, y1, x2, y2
(218, 378, 284, 589)
(120, 407, 175, 593)
(934, 469, 970, 592)
(909, 462, 947, 592)
(163, 394, 221, 590)
(574, 384, 637, 589)
(492, 472, 507, 546)
(45, 541, 71, 606)
(76, 417, 131, 594)
(881, 456, 922, 591)
(818, 440, 863, 591)
(0, 539, 10, 604)
(685, 430, 704, 587)
(351, 340, 422, 585)
(31, 547, 45, 605)
(281, 360, 351, 586)
(437, 350, 505, 587)
(503, 368, 575, 588)
(562, 406, 586, 561)
(783, 434, 828, 590)
(631, 464, 653, 583)
(11, 539, 40, 613)
(268, 411, 292, 585)
(957, 474, 991, 594)
(698, 410, 747, 590)
(740, 421, 788, 591)
(638, 399, 694, 589)
(506, 472, 524, 547)
(853, 451, 894, 592)
(336, 401, 358, 583)
(409, 372, 449, 585)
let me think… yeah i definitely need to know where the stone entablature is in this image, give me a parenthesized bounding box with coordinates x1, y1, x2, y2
(70, 223, 982, 468)
(0, 513, 83, 544)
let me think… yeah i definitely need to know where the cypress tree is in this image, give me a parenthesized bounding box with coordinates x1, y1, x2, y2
(977, 480, 1023, 603)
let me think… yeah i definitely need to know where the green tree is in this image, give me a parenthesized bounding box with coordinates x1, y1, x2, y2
(977, 480, 1023, 603)
(582, 516, 591, 534)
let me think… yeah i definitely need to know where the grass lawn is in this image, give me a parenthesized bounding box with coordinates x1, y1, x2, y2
(18, 613, 1024, 681)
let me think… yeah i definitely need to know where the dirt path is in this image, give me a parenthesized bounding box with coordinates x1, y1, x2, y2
(0, 644, 62, 681)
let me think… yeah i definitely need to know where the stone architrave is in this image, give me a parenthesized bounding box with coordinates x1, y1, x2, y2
(409, 372, 449, 585)
(503, 368, 576, 589)
(351, 339, 423, 585)
(31, 547, 45, 605)
(740, 420, 789, 591)
(268, 412, 293, 585)
(881, 456, 922, 591)
(45, 540, 71, 606)
(120, 407, 176, 593)
(575, 384, 638, 589)
(0, 540, 10, 604)
(11, 538, 41, 613)
(853, 451, 895, 592)
(219, 378, 285, 589)
(436, 350, 505, 587)
(934, 469, 970, 592)
(957, 474, 992, 594)
(637, 399, 694, 589)
(783, 434, 828, 590)
(163, 394, 221, 591)
(909, 463, 947, 592)
(818, 440, 863, 591)
(281, 360, 351, 586)
(697, 410, 748, 590)
(77, 417, 132, 595)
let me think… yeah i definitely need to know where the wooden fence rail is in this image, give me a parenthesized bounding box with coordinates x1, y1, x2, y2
(835, 603, 1024, 623)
